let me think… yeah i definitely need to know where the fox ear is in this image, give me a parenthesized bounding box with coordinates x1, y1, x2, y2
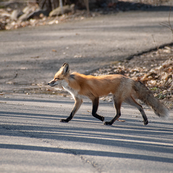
(62, 63, 69, 75)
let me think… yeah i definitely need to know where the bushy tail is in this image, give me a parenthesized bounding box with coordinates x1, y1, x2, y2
(133, 81, 169, 118)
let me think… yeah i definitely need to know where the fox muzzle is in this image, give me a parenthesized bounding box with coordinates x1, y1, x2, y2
(48, 79, 56, 87)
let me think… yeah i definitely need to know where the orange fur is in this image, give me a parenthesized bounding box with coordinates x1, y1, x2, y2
(66, 72, 132, 99)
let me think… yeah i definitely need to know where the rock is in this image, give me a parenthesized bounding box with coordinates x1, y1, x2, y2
(0, 9, 11, 18)
(18, 4, 41, 22)
(18, 12, 30, 22)
(23, 6, 31, 14)
(49, 4, 75, 17)
(23, 4, 40, 14)
(11, 9, 23, 21)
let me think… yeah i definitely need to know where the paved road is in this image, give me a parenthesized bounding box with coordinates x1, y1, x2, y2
(0, 10, 173, 93)
(0, 94, 173, 173)
(0, 9, 173, 173)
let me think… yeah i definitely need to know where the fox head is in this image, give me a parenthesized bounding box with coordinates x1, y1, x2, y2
(48, 63, 70, 87)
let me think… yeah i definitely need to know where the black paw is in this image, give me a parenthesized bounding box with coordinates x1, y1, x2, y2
(104, 121, 112, 126)
(60, 119, 69, 123)
(144, 120, 148, 125)
(100, 116, 105, 122)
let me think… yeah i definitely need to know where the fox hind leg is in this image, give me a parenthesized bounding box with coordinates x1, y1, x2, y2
(104, 96, 121, 125)
(125, 96, 148, 125)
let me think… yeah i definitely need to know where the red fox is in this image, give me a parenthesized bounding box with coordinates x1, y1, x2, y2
(48, 63, 169, 125)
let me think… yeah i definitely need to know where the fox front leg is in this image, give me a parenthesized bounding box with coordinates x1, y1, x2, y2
(91, 97, 105, 122)
(60, 97, 83, 123)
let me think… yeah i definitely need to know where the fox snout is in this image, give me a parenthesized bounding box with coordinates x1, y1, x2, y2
(48, 79, 56, 87)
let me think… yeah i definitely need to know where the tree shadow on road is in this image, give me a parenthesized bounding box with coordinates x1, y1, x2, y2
(0, 142, 172, 163)
(0, 96, 173, 164)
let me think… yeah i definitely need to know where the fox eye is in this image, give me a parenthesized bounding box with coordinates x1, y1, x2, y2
(55, 77, 60, 80)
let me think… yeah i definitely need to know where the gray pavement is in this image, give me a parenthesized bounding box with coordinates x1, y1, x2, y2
(0, 11, 173, 93)
(0, 10, 173, 173)
(0, 94, 173, 173)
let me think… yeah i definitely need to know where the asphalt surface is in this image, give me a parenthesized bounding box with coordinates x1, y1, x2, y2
(0, 9, 173, 173)
(0, 10, 173, 93)
(0, 94, 173, 173)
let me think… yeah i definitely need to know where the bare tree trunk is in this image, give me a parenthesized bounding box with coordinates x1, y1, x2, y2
(52, 0, 59, 9)
(36, 0, 60, 12)
(84, 0, 89, 15)
(59, 0, 64, 14)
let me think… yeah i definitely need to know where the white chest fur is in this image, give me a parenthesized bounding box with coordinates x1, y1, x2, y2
(61, 80, 80, 99)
